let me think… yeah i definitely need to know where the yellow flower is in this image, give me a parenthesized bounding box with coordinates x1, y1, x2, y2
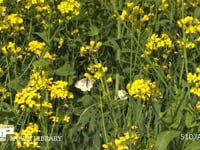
(187, 67, 200, 97)
(27, 40, 46, 56)
(63, 115, 70, 123)
(177, 16, 200, 34)
(57, 0, 80, 19)
(58, 37, 64, 48)
(196, 101, 200, 110)
(106, 77, 113, 83)
(84, 63, 108, 82)
(48, 80, 73, 100)
(127, 79, 162, 101)
(50, 116, 59, 123)
(80, 41, 102, 56)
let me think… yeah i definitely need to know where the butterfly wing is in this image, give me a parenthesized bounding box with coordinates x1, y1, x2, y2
(75, 78, 93, 92)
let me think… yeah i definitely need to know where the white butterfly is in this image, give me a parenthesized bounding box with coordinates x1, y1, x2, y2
(75, 78, 93, 92)
(118, 90, 128, 100)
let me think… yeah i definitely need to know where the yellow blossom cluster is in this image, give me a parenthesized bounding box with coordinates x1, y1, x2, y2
(84, 63, 108, 82)
(177, 16, 200, 34)
(15, 68, 74, 111)
(27, 40, 46, 56)
(102, 125, 139, 150)
(28, 69, 53, 90)
(187, 67, 200, 97)
(35, 3, 51, 29)
(0, 5, 6, 16)
(18, 0, 45, 10)
(141, 33, 174, 72)
(48, 80, 74, 100)
(141, 33, 174, 58)
(0, 13, 24, 34)
(1, 41, 22, 59)
(26, 40, 56, 60)
(14, 87, 41, 109)
(120, 2, 153, 23)
(57, 0, 80, 20)
(176, 39, 196, 49)
(11, 123, 40, 148)
(158, 0, 169, 11)
(127, 79, 163, 101)
(80, 40, 102, 56)
(0, 86, 10, 100)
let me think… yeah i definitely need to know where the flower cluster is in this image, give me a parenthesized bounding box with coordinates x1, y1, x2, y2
(176, 39, 196, 49)
(158, 0, 169, 11)
(48, 80, 74, 100)
(28, 69, 53, 90)
(15, 68, 74, 110)
(0, 13, 24, 34)
(1, 41, 22, 59)
(18, 0, 45, 10)
(141, 33, 174, 58)
(0, 86, 10, 100)
(14, 87, 41, 109)
(80, 40, 102, 56)
(177, 16, 200, 34)
(120, 2, 153, 25)
(27, 40, 46, 56)
(12, 123, 40, 148)
(187, 67, 200, 97)
(84, 63, 108, 82)
(127, 79, 163, 101)
(26, 40, 56, 60)
(141, 33, 174, 72)
(57, 0, 80, 20)
(102, 125, 139, 149)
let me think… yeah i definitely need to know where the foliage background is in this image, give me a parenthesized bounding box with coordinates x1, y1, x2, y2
(0, 0, 200, 149)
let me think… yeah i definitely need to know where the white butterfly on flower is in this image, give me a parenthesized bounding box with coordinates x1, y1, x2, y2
(75, 78, 93, 92)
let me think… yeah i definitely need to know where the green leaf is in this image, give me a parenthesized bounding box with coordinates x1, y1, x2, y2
(34, 31, 50, 46)
(194, 7, 200, 17)
(185, 141, 200, 150)
(185, 111, 194, 128)
(32, 59, 51, 68)
(155, 130, 180, 150)
(88, 25, 99, 36)
(103, 39, 120, 51)
(54, 62, 75, 77)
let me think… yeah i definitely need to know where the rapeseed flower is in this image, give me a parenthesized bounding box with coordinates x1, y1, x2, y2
(23, 0, 45, 9)
(27, 40, 46, 56)
(49, 116, 59, 123)
(1, 42, 22, 58)
(0, 87, 10, 100)
(28, 69, 53, 90)
(196, 101, 200, 110)
(102, 125, 139, 149)
(84, 63, 108, 82)
(127, 79, 162, 101)
(63, 115, 70, 123)
(80, 40, 102, 56)
(14, 87, 41, 109)
(57, 0, 80, 20)
(177, 16, 200, 34)
(48, 80, 74, 100)
(158, 0, 169, 11)
(12, 123, 40, 148)
(187, 67, 200, 97)
(0, 13, 24, 34)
